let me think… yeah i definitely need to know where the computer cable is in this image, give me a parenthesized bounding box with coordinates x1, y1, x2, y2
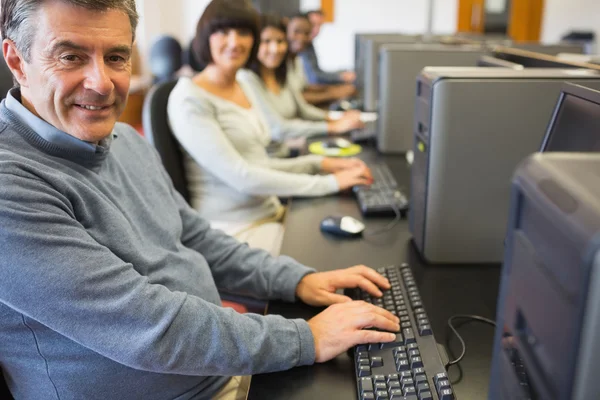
(444, 314, 496, 370)
(362, 188, 403, 237)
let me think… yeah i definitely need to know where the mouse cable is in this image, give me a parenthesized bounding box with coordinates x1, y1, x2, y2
(445, 314, 496, 369)
(362, 201, 401, 236)
(362, 189, 403, 237)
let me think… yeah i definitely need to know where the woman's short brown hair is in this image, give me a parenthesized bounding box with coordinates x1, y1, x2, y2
(192, 0, 259, 69)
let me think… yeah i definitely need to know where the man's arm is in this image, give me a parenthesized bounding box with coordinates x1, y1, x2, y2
(299, 45, 345, 85)
(0, 172, 316, 375)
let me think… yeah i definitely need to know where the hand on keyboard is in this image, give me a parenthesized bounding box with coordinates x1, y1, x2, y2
(308, 301, 400, 363)
(334, 167, 373, 191)
(327, 111, 364, 134)
(296, 265, 391, 306)
(321, 157, 370, 174)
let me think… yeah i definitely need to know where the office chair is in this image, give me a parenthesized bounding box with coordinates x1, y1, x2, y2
(142, 79, 191, 203)
(149, 35, 183, 84)
(184, 38, 205, 72)
(142, 80, 265, 315)
(0, 369, 14, 400)
(0, 55, 14, 100)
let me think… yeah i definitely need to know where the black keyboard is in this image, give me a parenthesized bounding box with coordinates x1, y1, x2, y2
(346, 265, 455, 400)
(353, 164, 408, 217)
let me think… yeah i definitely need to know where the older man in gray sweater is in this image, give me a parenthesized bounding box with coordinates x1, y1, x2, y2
(0, 1, 399, 399)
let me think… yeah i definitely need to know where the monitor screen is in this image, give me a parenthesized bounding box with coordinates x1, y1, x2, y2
(541, 91, 600, 152)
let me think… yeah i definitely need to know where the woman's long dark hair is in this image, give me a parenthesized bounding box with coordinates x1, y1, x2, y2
(248, 14, 288, 86)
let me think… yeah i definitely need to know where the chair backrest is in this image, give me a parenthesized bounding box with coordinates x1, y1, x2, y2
(0, 369, 14, 399)
(0, 55, 14, 100)
(149, 35, 183, 84)
(184, 38, 205, 72)
(142, 79, 190, 203)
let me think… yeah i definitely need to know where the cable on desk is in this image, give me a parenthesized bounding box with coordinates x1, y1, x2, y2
(445, 314, 496, 370)
(362, 188, 404, 237)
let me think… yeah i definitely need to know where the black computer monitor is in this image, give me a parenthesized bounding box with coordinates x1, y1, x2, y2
(540, 83, 600, 152)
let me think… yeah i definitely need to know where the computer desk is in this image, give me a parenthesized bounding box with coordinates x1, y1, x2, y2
(247, 147, 501, 400)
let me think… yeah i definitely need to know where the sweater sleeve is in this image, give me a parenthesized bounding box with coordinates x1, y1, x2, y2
(291, 81, 329, 121)
(238, 71, 328, 141)
(299, 45, 345, 85)
(0, 171, 316, 376)
(167, 82, 338, 197)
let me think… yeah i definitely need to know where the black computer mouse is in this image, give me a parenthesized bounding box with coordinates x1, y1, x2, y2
(322, 138, 353, 149)
(320, 215, 365, 237)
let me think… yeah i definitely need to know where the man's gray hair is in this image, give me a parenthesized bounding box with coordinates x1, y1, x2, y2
(1, 0, 139, 62)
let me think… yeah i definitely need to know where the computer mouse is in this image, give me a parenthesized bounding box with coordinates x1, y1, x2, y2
(322, 138, 353, 149)
(320, 215, 365, 237)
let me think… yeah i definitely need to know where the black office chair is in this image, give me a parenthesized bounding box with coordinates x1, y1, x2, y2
(149, 35, 183, 84)
(142, 79, 190, 203)
(0, 369, 14, 400)
(0, 55, 14, 100)
(183, 38, 205, 72)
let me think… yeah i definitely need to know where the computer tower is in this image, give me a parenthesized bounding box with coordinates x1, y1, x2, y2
(489, 153, 600, 400)
(377, 44, 488, 154)
(410, 68, 600, 263)
(358, 35, 422, 111)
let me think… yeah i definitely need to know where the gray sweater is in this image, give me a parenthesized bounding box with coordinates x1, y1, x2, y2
(237, 69, 328, 141)
(167, 77, 338, 225)
(0, 91, 316, 400)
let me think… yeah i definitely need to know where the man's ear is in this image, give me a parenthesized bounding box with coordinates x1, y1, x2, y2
(3, 39, 28, 88)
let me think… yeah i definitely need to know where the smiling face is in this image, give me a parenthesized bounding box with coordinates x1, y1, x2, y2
(286, 16, 312, 55)
(257, 26, 288, 70)
(3, 1, 133, 143)
(208, 27, 254, 73)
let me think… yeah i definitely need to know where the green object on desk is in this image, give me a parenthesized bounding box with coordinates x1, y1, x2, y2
(308, 141, 362, 157)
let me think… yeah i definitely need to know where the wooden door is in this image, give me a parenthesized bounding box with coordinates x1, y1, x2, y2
(457, 0, 486, 34)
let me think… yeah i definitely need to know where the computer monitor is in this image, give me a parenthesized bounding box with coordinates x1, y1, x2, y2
(488, 153, 600, 400)
(540, 83, 600, 152)
(493, 47, 595, 69)
(477, 55, 524, 69)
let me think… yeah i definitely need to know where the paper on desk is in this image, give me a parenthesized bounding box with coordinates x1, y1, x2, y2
(328, 111, 378, 123)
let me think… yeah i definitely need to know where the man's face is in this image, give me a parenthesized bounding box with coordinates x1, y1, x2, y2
(308, 13, 324, 40)
(286, 17, 311, 55)
(4, 2, 133, 143)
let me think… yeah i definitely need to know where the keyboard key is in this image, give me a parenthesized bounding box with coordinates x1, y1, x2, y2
(401, 377, 415, 389)
(371, 357, 384, 367)
(418, 391, 433, 400)
(362, 393, 375, 400)
(387, 380, 401, 390)
(386, 374, 399, 382)
(360, 377, 374, 393)
(412, 367, 425, 377)
(358, 359, 370, 367)
(392, 346, 406, 356)
(436, 379, 451, 392)
(375, 390, 389, 399)
(403, 328, 416, 343)
(417, 382, 431, 395)
(414, 373, 428, 386)
(433, 372, 448, 385)
(399, 371, 413, 380)
(410, 356, 424, 369)
(403, 386, 417, 396)
(438, 388, 455, 400)
(419, 325, 433, 336)
(358, 366, 371, 377)
(388, 389, 403, 400)
(396, 359, 410, 371)
(407, 343, 419, 351)
(375, 382, 387, 391)
(408, 349, 420, 358)
(374, 375, 386, 383)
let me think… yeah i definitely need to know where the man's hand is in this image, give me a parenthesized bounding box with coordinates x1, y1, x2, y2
(340, 71, 356, 83)
(308, 301, 400, 362)
(296, 265, 391, 307)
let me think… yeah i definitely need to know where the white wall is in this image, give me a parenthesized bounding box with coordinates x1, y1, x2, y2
(134, 0, 600, 75)
(302, 0, 458, 71)
(541, 0, 600, 52)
